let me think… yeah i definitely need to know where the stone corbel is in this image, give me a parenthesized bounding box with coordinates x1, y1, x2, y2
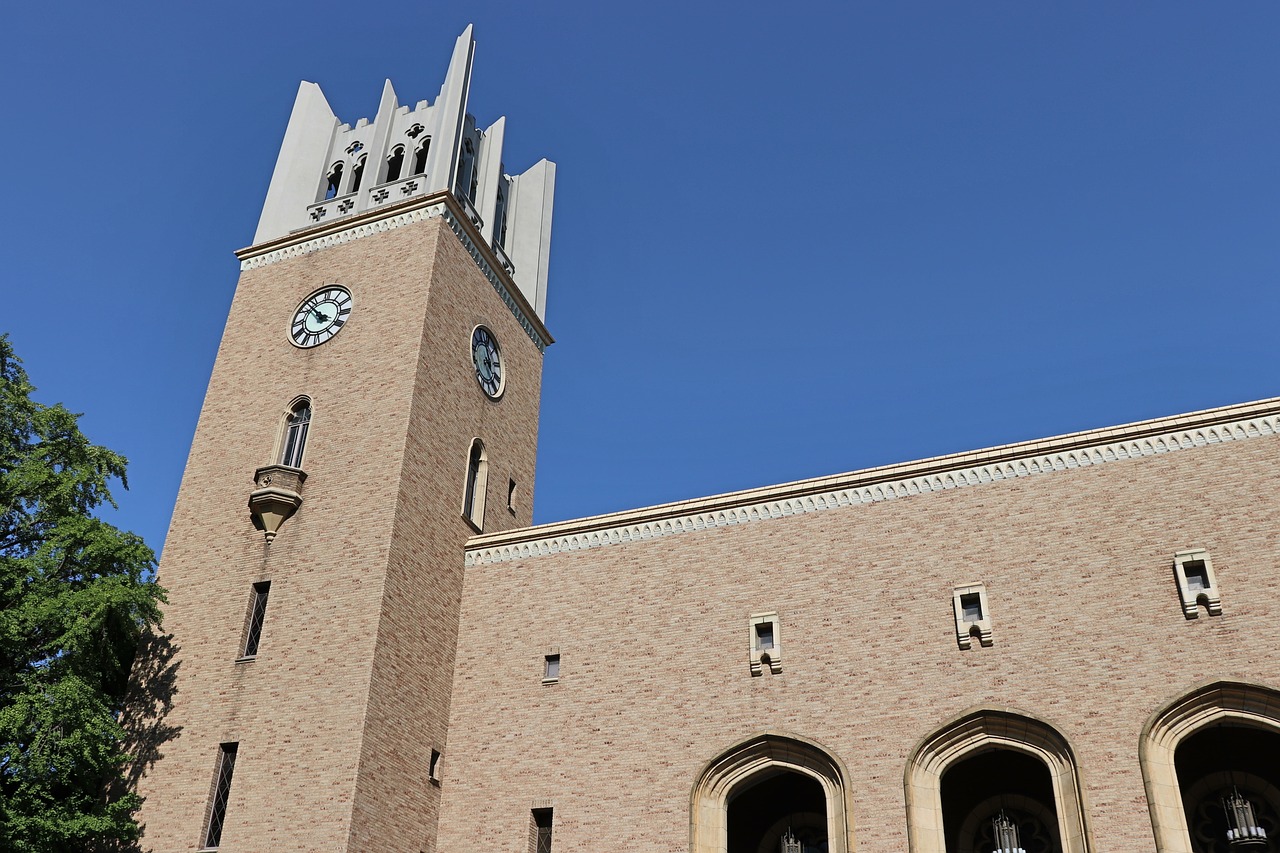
(248, 465, 306, 543)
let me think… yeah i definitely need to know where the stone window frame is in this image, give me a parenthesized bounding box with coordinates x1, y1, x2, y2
(1139, 680, 1280, 853)
(952, 583, 993, 649)
(904, 707, 1093, 853)
(541, 651, 561, 684)
(1172, 549, 1222, 619)
(275, 396, 312, 470)
(690, 732, 854, 853)
(748, 611, 782, 676)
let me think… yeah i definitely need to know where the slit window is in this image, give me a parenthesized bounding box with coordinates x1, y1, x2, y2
(531, 808, 553, 853)
(281, 401, 311, 468)
(462, 439, 488, 530)
(429, 749, 442, 784)
(203, 742, 238, 849)
(456, 139, 477, 201)
(494, 180, 510, 248)
(240, 581, 271, 659)
(543, 653, 560, 682)
(959, 593, 983, 622)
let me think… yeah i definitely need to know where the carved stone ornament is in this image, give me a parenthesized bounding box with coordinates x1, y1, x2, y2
(248, 465, 306, 543)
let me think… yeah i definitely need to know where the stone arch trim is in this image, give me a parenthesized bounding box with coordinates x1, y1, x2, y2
(1140, 680, 1280, 853)
(903, 706, 1093, 853)
(690, 731, 855, 853)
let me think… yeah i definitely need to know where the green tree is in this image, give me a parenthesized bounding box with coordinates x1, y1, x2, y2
(0, 335, 165, 852)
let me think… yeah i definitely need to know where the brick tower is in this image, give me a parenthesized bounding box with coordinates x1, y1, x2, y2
(131, 26, 554, 852)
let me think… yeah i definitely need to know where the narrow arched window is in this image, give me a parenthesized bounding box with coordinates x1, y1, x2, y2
(462, 438, 488, 529)
(386, 146, 405, 183)
(280, 400, 311, 468)
(324, 163, 344, 200)
(412, 138, 430, 176)
(493, 179, 509, 248)
(351, 155, 367, 193)
(455, 139, 476, 201)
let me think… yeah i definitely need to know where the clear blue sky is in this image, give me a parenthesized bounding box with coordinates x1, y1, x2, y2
(2, 2, 1277, 556)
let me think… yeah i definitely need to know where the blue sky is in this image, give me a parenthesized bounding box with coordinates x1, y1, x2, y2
(2, 2, 1277, 556)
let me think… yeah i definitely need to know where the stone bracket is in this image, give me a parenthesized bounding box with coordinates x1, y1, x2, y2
(249, 465, 306, 543)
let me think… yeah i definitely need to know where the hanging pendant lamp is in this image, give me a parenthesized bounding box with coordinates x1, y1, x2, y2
(991, 811, 1026, 853)
(1223, 787, 1267, 849)
(780, 827, 803, 853)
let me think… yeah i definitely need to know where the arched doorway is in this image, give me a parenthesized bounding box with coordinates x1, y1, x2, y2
(1142, 682, 1280, 853)
(905, 708, 1091, 853)
(1176, 725, 1280, 852)
(691, 733, 852, 853)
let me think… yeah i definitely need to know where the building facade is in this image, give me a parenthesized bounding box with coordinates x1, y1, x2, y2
(131, 27, 1280, 853)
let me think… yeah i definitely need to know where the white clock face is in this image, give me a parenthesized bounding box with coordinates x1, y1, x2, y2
(291, 287, 352, 348)
(471, 326, 504, 399)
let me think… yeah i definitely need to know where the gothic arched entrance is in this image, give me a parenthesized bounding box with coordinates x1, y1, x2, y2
(691, 733, 853, 853)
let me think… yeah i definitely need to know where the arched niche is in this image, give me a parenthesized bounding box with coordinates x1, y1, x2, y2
(690, 732, 854, 853)
(1141, 681, 1280, 853)
(904, 707, 1092, 853)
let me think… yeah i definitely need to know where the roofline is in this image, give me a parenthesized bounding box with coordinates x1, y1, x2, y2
(466, 396, 1280, 564)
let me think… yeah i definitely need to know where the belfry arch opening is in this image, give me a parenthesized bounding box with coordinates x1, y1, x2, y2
(1175, 724, 1280, 852)
(728, 768, 828, 853)
(691, 733, 851, 853)
(1143, 683, 1280, 853)
(940, 748, 1062, 853)
(905, 709, 1090, 853)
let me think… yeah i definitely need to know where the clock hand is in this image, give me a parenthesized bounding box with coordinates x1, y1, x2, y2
(311, 308, 332, 323)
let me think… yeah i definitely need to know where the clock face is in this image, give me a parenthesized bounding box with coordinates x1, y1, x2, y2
(290, 286, 352, 348)
(471, 326, 504, 399)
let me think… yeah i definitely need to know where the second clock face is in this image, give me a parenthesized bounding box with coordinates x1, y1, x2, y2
(471, 325, 504, 399)
(291, 287, 352, 348)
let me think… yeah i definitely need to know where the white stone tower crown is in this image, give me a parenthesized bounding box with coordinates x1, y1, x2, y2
(253, 25, 555, 319)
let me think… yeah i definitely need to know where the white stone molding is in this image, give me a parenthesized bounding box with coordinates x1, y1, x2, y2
(465, 399, 1280, 567)
(236, 193, 552, 353)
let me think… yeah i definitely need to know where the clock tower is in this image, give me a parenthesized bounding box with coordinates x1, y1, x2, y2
(131, 26, 554, 852)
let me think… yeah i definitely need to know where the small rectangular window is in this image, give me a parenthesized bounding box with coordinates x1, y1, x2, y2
(531, 808, 553, 853)
(1174, 549, 1223, 618)
(953, 583, 993, 649)
(508, 478, 517, 513)
(748, 612, 782, 675)
(543, 654, 561, 682)
(1183, 561, 1209, 591)
(429, 749, 441, 784)
(240, 581, 271, 659)
(754, 621, 775, 650)
(203, 742, 238, 849)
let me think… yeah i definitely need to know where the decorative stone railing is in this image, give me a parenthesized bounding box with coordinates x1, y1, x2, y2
(369, 175, 427, 208)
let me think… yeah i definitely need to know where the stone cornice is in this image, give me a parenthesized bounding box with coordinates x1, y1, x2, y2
(465, 397, 1280, 567)
(234, 191, 554, 352)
